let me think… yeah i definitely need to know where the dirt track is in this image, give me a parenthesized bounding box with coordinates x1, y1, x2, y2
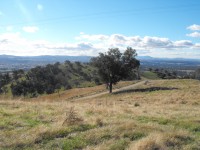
(70, 80, 147, 101)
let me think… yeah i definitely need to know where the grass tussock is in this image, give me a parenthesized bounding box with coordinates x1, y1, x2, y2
(129, 131, 193, 150)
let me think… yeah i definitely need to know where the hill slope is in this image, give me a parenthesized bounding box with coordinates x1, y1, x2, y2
(0, 79, 199, 149)
(1, 61, 101, 97)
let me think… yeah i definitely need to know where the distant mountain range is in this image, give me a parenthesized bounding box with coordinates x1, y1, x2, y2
(137, 56, 200, 61)
(137, 56, 200, 70)
(1, 54, 200, 63)
(1, 55, 200, 71)
(0, 55, 92, 64)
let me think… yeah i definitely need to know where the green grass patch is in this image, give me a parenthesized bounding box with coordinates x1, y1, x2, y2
(0, 109, 13, 117)
(142, 71, 160, 80)
(24, 118, 42, 127)
(62, 136, 87, 150)
(20, 114, 45, 127)
(123, 131, 146, 141)
(100, 134, 112, 140)
(174, 121, 200, 135)
(35, 124, 96, 144)
(0, 119, 11, 130)
(83, 131, 113, 146)
(35, 128, 71, 143)
(137, 116, 174, 125)
(109, 139, 130, 150)
(70, 124, 96, 132)
(137, 116, 200, 134)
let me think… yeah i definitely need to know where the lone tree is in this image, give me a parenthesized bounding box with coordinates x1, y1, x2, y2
(91, 47, 140, 93)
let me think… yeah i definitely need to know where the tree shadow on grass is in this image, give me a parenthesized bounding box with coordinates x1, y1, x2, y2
(113, 87, 178, 95)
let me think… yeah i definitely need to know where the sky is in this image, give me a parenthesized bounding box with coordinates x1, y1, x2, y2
(0, 0, 200, 58)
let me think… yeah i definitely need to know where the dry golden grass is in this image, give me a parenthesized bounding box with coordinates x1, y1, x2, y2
(0, 79, 200, 149)
(29, 81, 137, 102)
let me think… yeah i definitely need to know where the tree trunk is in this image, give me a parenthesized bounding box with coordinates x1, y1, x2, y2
(137, 67, 140, 80)
(57, 90, 60, 97)
(109, 82, 112, 93)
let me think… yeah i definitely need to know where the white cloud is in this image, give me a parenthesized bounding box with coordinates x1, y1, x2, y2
(0, 32, 200, 58)
(193, 43, 200, 49)
(22, 26, 39, 33)
(37, 4, 43, 11)
(0, 33, 98, 56)
(174, 40, 193, 48)
(141, 36, 173, 48)
(186, 32, 200, 38)
(187, 24, 200, 31)
(76, 33, 196, 50)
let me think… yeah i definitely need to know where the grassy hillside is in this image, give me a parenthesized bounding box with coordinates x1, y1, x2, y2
(2, 61, 139, 98)
(0, 79, 200, 149)
(1, 61, 102, 97)
(141, 71, 160, 80)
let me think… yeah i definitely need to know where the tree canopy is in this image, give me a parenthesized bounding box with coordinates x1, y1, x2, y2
(91, 47, 140, 93)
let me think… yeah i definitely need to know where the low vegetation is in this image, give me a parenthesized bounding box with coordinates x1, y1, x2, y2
(0, 79, 199, 149)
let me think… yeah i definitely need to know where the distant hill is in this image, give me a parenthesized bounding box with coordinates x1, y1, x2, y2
(0, 55, 92, 72)
(1, 54, 200, 63)
(1, 55, 200, 72)
(137, 56, 200, 71)
(0, 55, 92, 64)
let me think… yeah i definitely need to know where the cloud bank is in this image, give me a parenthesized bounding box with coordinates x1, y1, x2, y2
(0, 32, 200, 57)
(77, 33, 199, 50)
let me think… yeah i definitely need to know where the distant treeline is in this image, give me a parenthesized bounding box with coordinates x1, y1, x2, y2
(148, 68, 196, 79)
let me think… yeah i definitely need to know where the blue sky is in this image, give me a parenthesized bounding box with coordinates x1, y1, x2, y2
(0, 0, 200, 58)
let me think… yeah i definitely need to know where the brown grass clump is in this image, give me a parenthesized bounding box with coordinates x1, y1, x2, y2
(62, 107, 83, 126)
(95, 118, 104, 127)
(129, 131, 193, 150)
(129, 135, 166, 150)
(162, 131, 193, 149)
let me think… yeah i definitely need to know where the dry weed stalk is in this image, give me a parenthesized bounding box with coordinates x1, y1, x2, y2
(96, 118, 104, 127)
(62, 106, 83, 126)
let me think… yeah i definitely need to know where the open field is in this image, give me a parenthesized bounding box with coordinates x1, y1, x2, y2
(0, 79, 200, 150)
(141, 71, 160, 80)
